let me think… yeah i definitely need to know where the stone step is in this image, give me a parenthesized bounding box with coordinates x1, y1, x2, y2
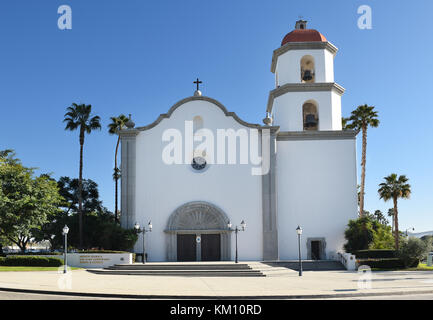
(263, 260, 345, 271)
(107, 264, 252, 271)
(87, 269, 265, 277)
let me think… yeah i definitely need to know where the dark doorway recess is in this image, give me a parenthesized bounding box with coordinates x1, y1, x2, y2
(201, 234, 221, 261)
(177, 234, 196, 261)
(311, 240, 321, 260)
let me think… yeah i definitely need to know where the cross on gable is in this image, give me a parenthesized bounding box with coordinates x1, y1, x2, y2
(193, 78, 202, 91)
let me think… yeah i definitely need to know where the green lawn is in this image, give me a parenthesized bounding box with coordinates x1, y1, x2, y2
(0, 266, 81, 271)
(372, 263, 433, 271)
(406, 263, 433, 271)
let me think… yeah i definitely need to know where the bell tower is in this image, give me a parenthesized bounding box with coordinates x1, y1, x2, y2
(267, 20, 344, 131)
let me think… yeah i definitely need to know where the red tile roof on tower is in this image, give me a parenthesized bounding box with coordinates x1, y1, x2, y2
(281, 29, 327, 46)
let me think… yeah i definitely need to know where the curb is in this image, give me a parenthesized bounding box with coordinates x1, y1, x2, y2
(1, 286, 433, 299)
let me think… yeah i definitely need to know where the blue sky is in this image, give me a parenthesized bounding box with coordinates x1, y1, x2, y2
(0, 0, 432, 232)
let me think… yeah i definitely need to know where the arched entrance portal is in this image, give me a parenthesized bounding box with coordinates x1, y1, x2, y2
(165, 201, 231, 261)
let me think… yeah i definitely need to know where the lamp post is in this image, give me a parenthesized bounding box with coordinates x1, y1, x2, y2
(227, 220, 246, 263)
(62, 225, 69, 274)
(134, 221, 152, 264)
(296, 226, 303, 277)
(405, 227, 415, 237)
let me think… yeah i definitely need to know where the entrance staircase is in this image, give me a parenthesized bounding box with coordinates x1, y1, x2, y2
(87, 260, 345, 277)
(88, 262, 267, 277)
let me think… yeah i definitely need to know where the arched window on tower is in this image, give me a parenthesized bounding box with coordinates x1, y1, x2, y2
(300, 55, 315, 83)
(303, 101, 319, 131)
(193, 115, 203, 133)
(193, 116, 206, 159)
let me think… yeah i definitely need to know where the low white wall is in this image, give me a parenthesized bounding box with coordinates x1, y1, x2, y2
(66, 253, 132, 268)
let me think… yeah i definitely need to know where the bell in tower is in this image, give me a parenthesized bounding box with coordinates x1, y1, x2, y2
(295, 20, 307, 30)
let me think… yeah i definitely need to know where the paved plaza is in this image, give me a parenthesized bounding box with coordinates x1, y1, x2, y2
(0, 262, 432, 299)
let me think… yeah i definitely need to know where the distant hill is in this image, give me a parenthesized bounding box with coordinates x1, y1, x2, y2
(407, 231, 433, 238)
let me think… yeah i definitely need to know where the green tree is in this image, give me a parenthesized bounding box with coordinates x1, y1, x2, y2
(373, 210, 388, 226)
(33, 177, 105, 249)
(378, 174, 411, 250)
(371, 223, 394, 249)
(345, 105, 379, 217)
(108, 114, 129, 223)
(387, 208, 395, 232)
(0, 160, 62, 252)
(63, 103, 101, 248)
(344, 216, 375, 252)
(34, 177, 137, 250)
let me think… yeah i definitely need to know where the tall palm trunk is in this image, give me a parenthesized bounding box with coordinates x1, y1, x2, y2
(393, 197, 399, 250)
(359, 125, 367, 216)
(78, 130, 85, 249)
(114, 136, 120, 223)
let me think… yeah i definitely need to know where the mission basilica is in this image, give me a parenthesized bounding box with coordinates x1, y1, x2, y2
(118, 20, 358, 262)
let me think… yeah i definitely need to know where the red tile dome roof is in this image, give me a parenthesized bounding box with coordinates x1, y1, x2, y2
(281, 29, 327, 46)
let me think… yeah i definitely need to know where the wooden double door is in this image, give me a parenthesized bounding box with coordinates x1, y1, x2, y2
(177, 234, 221, 261)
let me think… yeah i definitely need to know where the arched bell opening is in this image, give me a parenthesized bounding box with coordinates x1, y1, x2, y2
(300, 55, 315, 83)
(302, 100, 319, 131)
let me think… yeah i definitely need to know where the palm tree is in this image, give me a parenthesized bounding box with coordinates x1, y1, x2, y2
(63, 103, 101, 248)
(387, 208, 395, 232)
(346, 104, 379, 216)
(378, 174, 411, 250)
(108, 114, 129, 223)
(342, 117, 349, 130)
(373, 210, 388, 226)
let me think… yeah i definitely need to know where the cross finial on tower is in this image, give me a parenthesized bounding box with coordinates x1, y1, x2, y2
(193, 78, 202, 91)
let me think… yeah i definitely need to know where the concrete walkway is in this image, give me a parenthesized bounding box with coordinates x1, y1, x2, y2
(0, 263, 433, 299)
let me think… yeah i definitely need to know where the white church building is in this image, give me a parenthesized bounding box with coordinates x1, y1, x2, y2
(119, 20, 358, 262)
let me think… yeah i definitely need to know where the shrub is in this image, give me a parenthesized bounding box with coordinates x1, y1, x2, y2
(75, 250, 130, 254)
(344, 217, 375, 252)
(0, 256, 63, 267)
(355, 249, 396, 259)
(344, 216, 395, 253)
(370, 224, 394, 249)
(358, 258, 405, 269)
(7, 252, 62, 256)
(397, 237, 430, 268)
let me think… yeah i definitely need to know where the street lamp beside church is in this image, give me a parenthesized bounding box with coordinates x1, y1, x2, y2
(296, 226, 303, 276)
(227, 220, 246, 263)
(62, 225, 69, 274)
(134, 221, 152, 264)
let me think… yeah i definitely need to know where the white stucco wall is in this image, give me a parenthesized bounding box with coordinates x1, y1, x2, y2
(132, 99, 263, 261)
(276, 138, 358, 260)
(272, 90, 342, 131)
(275, 49, 334, 86)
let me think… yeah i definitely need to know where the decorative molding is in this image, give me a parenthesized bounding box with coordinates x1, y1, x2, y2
(118, 129, 139, 138)
(266, 82, 346, 113)
(271, 41, 339, 73)
(166, 201, 230, 231)
(120, 135, 137, 230)
(131, 96, 265, 132)
(277, 130, 358, 141)
(261, 131, 279, 260)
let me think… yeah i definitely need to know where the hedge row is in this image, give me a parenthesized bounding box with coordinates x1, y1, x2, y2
(0, 256, 64, 267)
(75, 250, 130, 254)
(355, 250, 396, 259)
(6, 252, 62, 256)
(358, 258, 405, 269)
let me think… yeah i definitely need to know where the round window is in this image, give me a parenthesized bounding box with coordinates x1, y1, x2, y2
(191, 157, 207, 171)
